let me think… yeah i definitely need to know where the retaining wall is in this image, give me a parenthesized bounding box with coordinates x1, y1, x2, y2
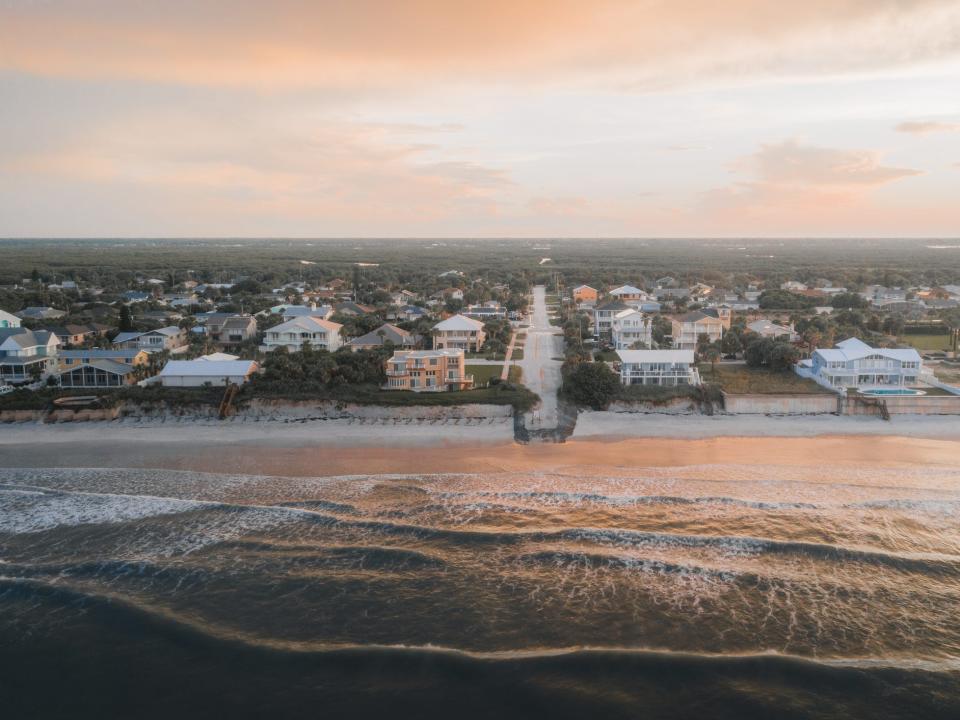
(842, 395, 960, 416)
(722, 392, 838, 415)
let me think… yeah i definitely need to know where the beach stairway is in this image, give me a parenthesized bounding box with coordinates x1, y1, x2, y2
(218, 383, 239, 419)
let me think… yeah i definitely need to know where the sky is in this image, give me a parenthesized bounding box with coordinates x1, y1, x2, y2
(1, 0, 959, 238)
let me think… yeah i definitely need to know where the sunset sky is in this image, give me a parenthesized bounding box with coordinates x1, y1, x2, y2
(2, 0, 959, 237)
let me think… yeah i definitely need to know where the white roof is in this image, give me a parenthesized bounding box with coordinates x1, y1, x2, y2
(392, 348, 464, 359)
(432, 314, 484, 331)
(616, 349, 695, 364)
(614, 308, 645, 319)
(814, 337, 921, 363)
(158, 360, 258, 377)
(0, 309, 20, 325)
(747, 319, 793, 335)
(198, 352, 239, 361)
(269, 316, 342, 333)
(610, 285, 645, 295)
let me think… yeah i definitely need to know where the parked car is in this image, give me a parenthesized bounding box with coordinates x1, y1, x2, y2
(0, 385, 14, 395)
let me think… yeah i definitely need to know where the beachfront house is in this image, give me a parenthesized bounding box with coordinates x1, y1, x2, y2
(670, 310, 725, 350)
(113, 327, 188, 353)
(800, 337, 923, 389)
(616, 349, 700, 386)
(58, 348, 149, 371)
(156, 359, 259, 387)
(432, 314, 486, 352)
(0, 328, 60, 383)
(260, 316, 344, 353)
(610, 309, 653, 350)
(57, 359, 138, 388)
(383, 349, 473, 392)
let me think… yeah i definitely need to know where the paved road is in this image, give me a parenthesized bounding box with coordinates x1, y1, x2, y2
(519, 285, 565, 429)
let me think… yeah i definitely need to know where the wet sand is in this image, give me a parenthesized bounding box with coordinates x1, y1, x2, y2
(2, 422, 959, 476)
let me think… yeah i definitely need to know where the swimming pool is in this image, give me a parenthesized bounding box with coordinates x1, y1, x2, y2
(860, 388, 926, 396)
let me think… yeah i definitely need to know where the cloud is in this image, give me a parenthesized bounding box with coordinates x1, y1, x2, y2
(2, 1, 959, 91)
(895, 121, 960, 134)
(698, 140, 924, 232)
(741, 140, 921, 188)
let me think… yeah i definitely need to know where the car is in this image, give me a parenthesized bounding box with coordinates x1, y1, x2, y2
(0, 385, 14, 395)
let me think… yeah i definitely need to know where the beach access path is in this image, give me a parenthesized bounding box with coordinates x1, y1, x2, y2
(519, 285, 564, 429)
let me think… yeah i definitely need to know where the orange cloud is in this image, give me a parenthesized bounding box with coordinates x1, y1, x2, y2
(896, 121, 960, 134)
(2, 1, 959, 90)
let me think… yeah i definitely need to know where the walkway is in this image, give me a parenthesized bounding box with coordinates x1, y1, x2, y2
(518, 285, 564, 429)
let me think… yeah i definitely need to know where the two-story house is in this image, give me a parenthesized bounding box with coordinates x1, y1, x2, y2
(670, 310, 725, 350)
(616, 349, 700, 386)
(0, 328, 59, 383)
(59, 348, 149, 371)
(260, 316, 343, 352)
(383, 349, 473, 392)
(593, 300, 631, 340)
(206, 315, 258, 347)
(432, 314, 486, 352)
(113, 326, 188, 353)
(608, 285, 648, 304)
(572, 285, 598, 304)
(610, 309, 653, 350)
(804, 337, 923, 389)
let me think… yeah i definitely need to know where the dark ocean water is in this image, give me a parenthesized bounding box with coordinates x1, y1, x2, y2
(2, 465, 959, 719)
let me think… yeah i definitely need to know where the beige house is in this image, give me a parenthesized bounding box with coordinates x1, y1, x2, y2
(383, 349, 473, 392)
(671, 311, 725, 350)
(260, 316, 343, 352)
(59, 348, 149, 371)
(206, 315, 258, 347)
(432, 314, 486, 352)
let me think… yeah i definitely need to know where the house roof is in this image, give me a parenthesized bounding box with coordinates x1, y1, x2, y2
(814, 337, 921, 363)
(60, 359, 134, 376)
(197, 352, 240, 361)
(282, 305, 334, 318)
(347, 324, 416, 347)
(392, 348, 464, 360)
(609, 285, 645, 295)
(0, 328, 58, 348)
(674, 310, 720, 323)
(595, 300, 631, 312)
(573, 284, 596, 291)
(747, 320, 793, 336)
(616, 349, 695, 364)
(269, 316, 343, 333)
(613, 308, 646, 320)
(60, 349, 145, 359)
(158, 360, 258, 377)
(0, 309, 21, 325)
(433, 314, 484, 331)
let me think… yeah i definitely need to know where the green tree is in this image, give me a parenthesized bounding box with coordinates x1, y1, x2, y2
(119, 304, 134, 332)
(564, 362, 621, 410)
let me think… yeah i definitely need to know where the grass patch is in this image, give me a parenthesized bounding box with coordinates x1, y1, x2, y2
(511, 348, 524, 360)
(467, 364, 504, 387)
(898, 334, 953, 352)
(508, 365, 523, 384)
(618, 383, 723, 406)
(699, 364, 832, 394)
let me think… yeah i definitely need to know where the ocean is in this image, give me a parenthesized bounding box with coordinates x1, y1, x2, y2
(2, 463, 959, 718)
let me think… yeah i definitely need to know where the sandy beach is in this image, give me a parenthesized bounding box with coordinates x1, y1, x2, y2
(3, 413, 960, 476)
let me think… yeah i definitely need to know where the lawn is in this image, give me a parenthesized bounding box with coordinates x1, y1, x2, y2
(511, 348, 524, 360)
(593, 349, 619, 362)
(508, 365, 523, 384)
(898, 334, 953, 352)
(467, 364, 504, 387)
(699, 364, 833, 394)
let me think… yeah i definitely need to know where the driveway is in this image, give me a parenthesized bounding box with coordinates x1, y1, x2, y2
(518, 285, 564, 428)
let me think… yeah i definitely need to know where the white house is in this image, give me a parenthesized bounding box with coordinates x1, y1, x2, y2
(0, 309, 21, 329)
(113, 327, 188, 353)
(802, 337, 923, 389)
(260, 316, 344, 352)
(0, 328, 60, 383)
(616, 349, 700, 386)
(610, 309, 652, 350)
(593, 300, 631, 339)
(156, 359, 259, 387)
(747, 319, 798, 341)
(432, 314, 486, 352)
